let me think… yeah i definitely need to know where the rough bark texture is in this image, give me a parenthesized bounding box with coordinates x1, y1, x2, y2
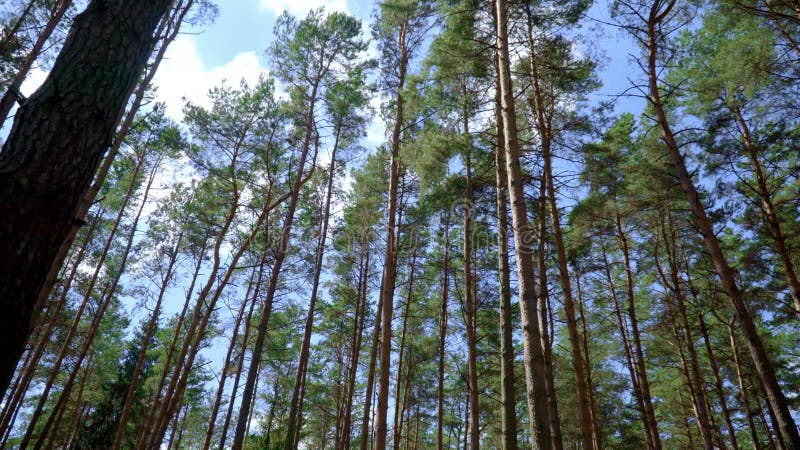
(494, 0, 551, 446)
(0, 0, 171, 395)
(494, 79, 518, 450)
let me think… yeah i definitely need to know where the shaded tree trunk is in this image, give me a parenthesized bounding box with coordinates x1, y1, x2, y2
(0, 0, 172, 395)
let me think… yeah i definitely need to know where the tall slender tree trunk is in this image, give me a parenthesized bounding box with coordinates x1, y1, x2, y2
(218, 263, 261, 450)
(600, 243, 657, 449)
(644, 3, 800, 445)
(0, 0, 172, 394)
(438, 228, 450, 450)
(574, 273, 602, 448)
(655, 211, 714, 449)
(137, 237, 207, 448)
(495, 0, 551, 446)
(614, 213, 661, 449)
(730, 105, 800, 322)
(360, 278, 384, 450)
(283, 122, 343, 449)
(461, 82, 480, 450)
(689, 273, 739, 450)
(527, 6, 596, 442)
(535, 183, 563, 450)
(113, 163, 180, 450)
(494, 59, 519, 450)
(375, 18, 409, 450)
(231, 82, 319, 450)
(340, 249, 371, 450)
(201, 265, 256, 450)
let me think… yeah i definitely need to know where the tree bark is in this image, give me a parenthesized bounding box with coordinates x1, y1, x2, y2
(0, 0, 172, 396)
(0, 0, 73, 127)
(494, 55, 519, 450)
(495, 0, 551, 446)
(374, 18, 408, 450)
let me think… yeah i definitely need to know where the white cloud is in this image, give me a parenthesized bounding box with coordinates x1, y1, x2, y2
(152, 36, 266, 120)
(259, 0, 349, 17)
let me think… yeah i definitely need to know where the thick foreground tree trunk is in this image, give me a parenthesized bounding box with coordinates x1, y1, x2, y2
(0, 0, 171, 395)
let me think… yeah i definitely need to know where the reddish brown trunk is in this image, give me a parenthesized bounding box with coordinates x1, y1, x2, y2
(525, 6, 595, 445)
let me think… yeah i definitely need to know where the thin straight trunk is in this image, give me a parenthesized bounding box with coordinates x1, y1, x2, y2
(113, 211, 182, 450)
(0, 0, 72, 127)
(360, 279, 384, 450)
(293, 367, 307, 449)
(461, 80, 480, 450)
(529, 18, 596, 449)
(694, 301, 739, 450)
(600, 243, 656, 448)
(165, 404, 184, 450)
(137, 237, 207, 448)
(655, 211, 714, 449)
(375, 18, 408, 450)
(201, 266, 257, 450)
(232, 82, 320, 450)
(0, 0, 173, 393)
(728, 320, 766, 450)
(438, 232, 450, 450)
(535, 181, 563, 450)
(574, 274, 601, 448)
(398, 361, 413, 450)
(495, 0, 551, 446)
(393, 247, 419, 450)
(494, 55, 518, 450)
(463, 398, 470, 450)
(341, 249, 370, 450)
(645, 2, 800, 445)
(678, 389, 698, 449)
(283, 123, 343, 449)
(42, 351, 91, 450)
(615, 213, 662, 449)
(219, 245, 268, 450)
